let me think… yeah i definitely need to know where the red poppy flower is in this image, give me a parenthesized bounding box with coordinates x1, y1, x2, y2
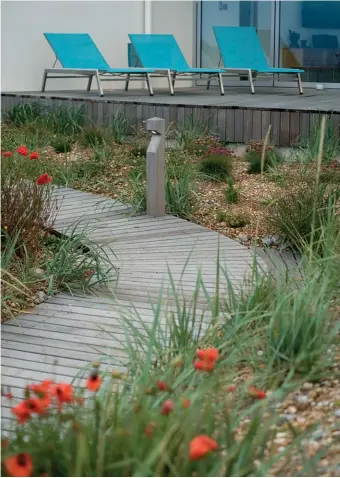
(161, 399, 174, 416)
(36, 173, 53, 185)
(16, 145, 29, 156)
(86, 372, 102, 392)
(3, 391, 14, 400)
(11, 401, 32, 424)
(196, 348, 219, 363)
(29, 152, 39, 160)
(156, 380, 167, 392)
(24, 397, 49, 415)
(145, 421, 157, 437)
(194, 360, 215, 372)
(248, 386, 266, 399)
(226, 385, 236, 393)
(189, 435, 218, 461)
(181, 398, 191, 408)
(5, 453, 33, 477)
(2, 151, 12, 157)
(52, 383, 74, 410)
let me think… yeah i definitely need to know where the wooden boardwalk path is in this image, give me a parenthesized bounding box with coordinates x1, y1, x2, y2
(3, 187, 299, 429)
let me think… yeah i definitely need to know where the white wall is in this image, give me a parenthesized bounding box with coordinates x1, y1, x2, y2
(152, 1, 196, 87)
(1, 1, 145, 92)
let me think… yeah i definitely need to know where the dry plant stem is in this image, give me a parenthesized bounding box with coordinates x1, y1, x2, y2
(261, 124, 272, 176)
(316, 115, 327, 186)
(309, 115, 327, 263)
(253, 124, 272, 243)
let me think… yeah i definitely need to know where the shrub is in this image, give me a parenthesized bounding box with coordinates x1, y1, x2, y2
(51, 136, 73, 153)
(245, 150, 277, 174)
(225, 212, 250, 228)
(224, 178, 239, 204)
(199, 154, 233, 181)
(1, 174, 56, 251)
(269, 181, 340, 253)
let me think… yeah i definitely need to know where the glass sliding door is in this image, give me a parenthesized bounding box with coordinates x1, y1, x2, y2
(198, 0, 274, 86)
(276, 0, 340, 87)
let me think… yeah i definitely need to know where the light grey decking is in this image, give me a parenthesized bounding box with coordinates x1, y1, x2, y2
(3, 87, 340, 112)
(1, 187, 267, 430)
(2, 87, 340, 147)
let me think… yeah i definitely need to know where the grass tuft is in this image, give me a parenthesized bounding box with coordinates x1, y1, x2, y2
(199, 154, 233, 181)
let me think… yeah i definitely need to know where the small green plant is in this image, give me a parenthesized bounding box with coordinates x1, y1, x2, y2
(225, 212, 250, 228)
(130, 145, 148, 157)
(82, 125, 108, 147)
(111, 110, 129, 144)
(51, 136, 73, 153)
(174, 114, 211, 151)
(269, 181, 340, 253)
(224, 178, 239, 203)
(267, 278, 336, 374)
(199, 154, 233, 181)
(216, 210, 227, 223)
(5, 102, 45, 126)
(297, 118, 340, 165)
(43, 226, 116, 294)
(45, 104, 86, 136)
(245, 150, 278, 174)
(165, 170, 196, 220)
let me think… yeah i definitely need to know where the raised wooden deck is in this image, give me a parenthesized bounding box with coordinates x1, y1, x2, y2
(2, 86, 340, 146)
(1, 187, 268, 430)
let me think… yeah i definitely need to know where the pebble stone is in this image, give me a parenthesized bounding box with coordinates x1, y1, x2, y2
(238, 233, 249, 243)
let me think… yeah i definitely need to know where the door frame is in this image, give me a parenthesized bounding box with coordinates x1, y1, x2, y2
(273, 0, 340, 89)
(195, 0, 275, 88)
(196, 0, 340, 90)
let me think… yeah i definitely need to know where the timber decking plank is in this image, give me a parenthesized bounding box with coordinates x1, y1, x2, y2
(2, 186, 265, 417)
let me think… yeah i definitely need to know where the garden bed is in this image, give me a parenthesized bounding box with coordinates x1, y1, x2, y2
(1, 102, 340, 476)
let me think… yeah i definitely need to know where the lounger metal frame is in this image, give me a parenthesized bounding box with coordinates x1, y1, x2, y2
(41, 60, 154, 97)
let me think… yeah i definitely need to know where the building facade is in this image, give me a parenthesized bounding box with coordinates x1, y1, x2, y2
(1, 0, 340, 92)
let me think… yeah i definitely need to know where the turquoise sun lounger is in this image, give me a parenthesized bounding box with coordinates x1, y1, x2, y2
(213, 26, 304, 94)
(43, 33, 156, 96)
(129, 34, 227, 95)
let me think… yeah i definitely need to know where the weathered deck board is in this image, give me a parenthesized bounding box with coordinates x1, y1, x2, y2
(2, 88, 339, 147)
(1, 187, 299, 429)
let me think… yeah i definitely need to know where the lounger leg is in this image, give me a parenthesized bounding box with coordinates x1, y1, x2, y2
(297, 73, 303, 95)
(218, 73, 224, 96)
(87, 75, 93, 92)
(206, 75, 211, 90)
(167, 70, 174, 96)
(125, 73, 130, 92)
(248, 70, 255, 94)
(172, 72, 176, 88)
(95, 71, 104, 97)
(41, 70, 48, 92)
(146, 73, 153, 96)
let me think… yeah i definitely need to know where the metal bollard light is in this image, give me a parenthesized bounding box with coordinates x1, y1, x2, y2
(145, 117, 166, 217)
